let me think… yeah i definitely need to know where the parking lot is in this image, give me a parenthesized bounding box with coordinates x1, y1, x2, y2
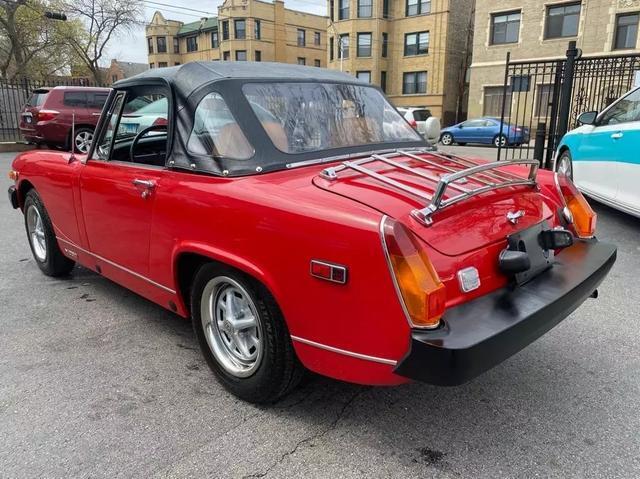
(1, 149, 639, 478)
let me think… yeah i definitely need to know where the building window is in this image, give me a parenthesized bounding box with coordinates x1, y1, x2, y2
(383, 0, 390, 18)
(403, 71, 427, 94)
(255, 50, 261, 61)
(614, 13, 639, 49)
(235, 19, 246, 40)
(338, 34, 349, 58)
(236, 50, 247, 61)
(175, 62, 181, 66)
(545, 2, 581, 39)
(212, 31, 219, 48)
(357, 32, 372, 57)
(404, 31, 429, 56)
(298, 57, 306, 65)
(222, 20, 229, 40)
(356, 71, 371, 83)
(330, 37, 335, 61)
(297, 29, 306, 46)
(186, 36, 198, 52)
(535, 84, 554, 117)
(380, 71, 387, 92)
(314, 59, 321, 67)
(491, 11, 520, 45)
(339, 0, 349, 20)
(358, 0, 372, 18)
(255, 20, 261, 40)
(406, 0, 430, 17)
(330, 0, 335, 21)
(173, 37, 180, 53)
(314, 31, 321, 46)
(147, 37, 153, 54)
(382, 32, 388, 57)
(158, 62, 168, 68)
(483, 86, 512, 117)
(223, 50, 230, 61)
(157, 36, 167, 53)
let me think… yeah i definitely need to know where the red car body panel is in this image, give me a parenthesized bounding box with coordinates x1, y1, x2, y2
(10, 147, 572, 385)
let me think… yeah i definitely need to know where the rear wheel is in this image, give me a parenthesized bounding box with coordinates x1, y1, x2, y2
(440, 132, 453, 146)
(23, 189, 75, 277)
(555, 149, 573, 180)
(191, 264, 303, 403)
(493, 134, 507, 148)
(72, 127, 94, 153)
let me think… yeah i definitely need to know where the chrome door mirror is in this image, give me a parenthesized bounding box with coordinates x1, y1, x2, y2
(577, 111, 598, 125)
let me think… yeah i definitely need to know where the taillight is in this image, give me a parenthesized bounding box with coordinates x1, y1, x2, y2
(380, 216, 446, 329)
(408, 119, 417, 129)
(152, 117, 167, 126)
(555, 173, 597, 238)
(36, 109, 59, 122)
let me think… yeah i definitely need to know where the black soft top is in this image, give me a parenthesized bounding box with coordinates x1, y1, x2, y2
(111, 62, 426, 176)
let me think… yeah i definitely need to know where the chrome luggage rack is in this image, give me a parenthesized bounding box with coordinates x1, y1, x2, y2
(320, 149, 539, 225)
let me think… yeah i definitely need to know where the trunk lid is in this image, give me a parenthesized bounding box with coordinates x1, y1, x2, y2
(312, 151, 555, 256)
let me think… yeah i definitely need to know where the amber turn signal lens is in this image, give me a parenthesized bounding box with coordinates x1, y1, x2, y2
(555, 173, 597, 238)
(381, 217, 446, 329)
(8, 170, 18, 181)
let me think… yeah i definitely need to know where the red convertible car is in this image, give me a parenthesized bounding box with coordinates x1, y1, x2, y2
(8, 63, 616, 403)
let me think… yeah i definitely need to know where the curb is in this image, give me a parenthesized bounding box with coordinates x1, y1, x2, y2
(0, 142, 36, 153)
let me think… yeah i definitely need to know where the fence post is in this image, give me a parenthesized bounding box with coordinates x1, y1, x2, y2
(533, 122, 546, 166)
(497, 51, 511, 162)
(555, 41, 578, 150)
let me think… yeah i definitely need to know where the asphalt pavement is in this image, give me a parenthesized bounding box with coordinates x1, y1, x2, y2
(1, 150, 639, 478)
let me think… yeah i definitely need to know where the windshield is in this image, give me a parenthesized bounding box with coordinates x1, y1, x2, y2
(242, 82, 421, 154)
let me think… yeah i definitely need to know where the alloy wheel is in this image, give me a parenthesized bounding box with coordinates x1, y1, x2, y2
(26, 205, 47, 261)
(441, 133, 453, 146)
(557, 155, 573, 179)
(74, 130, 93, 153)
(200, 276, 263, 378)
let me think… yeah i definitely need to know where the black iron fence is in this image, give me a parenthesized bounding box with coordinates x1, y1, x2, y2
(0, 77, 106, 142)
(497, 42, 640, 168)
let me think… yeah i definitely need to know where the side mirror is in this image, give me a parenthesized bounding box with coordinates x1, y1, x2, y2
(577, 111, 597, 125)
(457, 124, 464, 129)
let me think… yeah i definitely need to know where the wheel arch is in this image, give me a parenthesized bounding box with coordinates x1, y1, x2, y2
(17, 178, 35, 210)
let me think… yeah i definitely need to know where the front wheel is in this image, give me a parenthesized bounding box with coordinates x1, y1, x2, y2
(555, 150, 573, 180)
(191, 264, 303, 403)
(23, 189, 75, 276)
(440, 132, 454, 146)
(493, 134, 507, 148)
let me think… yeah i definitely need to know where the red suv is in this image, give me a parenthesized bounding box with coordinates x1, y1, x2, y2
(19, 86, 110, 153)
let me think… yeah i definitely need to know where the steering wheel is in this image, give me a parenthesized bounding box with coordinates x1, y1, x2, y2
(129, 124, 167, 162)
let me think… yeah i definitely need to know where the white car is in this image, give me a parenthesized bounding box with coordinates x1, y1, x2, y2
(397, 107, 440, 145)
(119, 97, 168, 136)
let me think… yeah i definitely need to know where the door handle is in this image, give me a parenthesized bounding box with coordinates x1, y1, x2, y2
(611, 132, 623, 139)
(132, 178, 156, 198)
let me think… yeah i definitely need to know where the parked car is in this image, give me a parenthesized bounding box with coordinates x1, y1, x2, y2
(397, 107, 440, 144)
(19, 86, 110, 153)
(8, 62, 616, 403)
(119, 96, 167, 136)
(440, 117, 530, 147)
(555, 86, 640, 218)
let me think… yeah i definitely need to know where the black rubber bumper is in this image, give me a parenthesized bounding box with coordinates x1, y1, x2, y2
(8, 186, 18, 209)
(394, 240, 617, 386)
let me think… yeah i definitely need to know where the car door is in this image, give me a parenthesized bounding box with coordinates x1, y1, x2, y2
(79, 88, 169, 277)
(456, 120, 479, 142)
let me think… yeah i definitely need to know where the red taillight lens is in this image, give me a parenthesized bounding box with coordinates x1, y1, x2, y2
(381, 217, 446, 329)
(408, 119, 418, 129)
(555, 173, 597, 238)
(36, 109, 59, 122)
(152, 117, 167, 126)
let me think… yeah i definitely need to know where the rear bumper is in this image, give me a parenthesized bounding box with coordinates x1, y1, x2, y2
(394, 240, 617, 386)
(8, 186, 19, 209)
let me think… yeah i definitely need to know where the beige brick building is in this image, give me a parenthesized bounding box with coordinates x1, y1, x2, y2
(326, 0, 475, 124)
(468, 0, 640, 119)
(146, 0, 327, 68)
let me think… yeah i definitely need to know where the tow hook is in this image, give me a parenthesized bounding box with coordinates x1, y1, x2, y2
(590, 289, 599, 299)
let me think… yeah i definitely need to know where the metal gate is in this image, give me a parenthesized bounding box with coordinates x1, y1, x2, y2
(498, 42, 640, 168)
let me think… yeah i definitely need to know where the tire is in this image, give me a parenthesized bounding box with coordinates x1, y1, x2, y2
(493, 134, 507, 148)
(555, 149, 573, 180)
(440, 132, 454, 146)
(72, 127, 94, 153)
(191, 264, 304, 403)
(23, 189, 75, 277)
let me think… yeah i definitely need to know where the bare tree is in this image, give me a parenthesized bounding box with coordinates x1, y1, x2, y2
(62, 0, 142, 83)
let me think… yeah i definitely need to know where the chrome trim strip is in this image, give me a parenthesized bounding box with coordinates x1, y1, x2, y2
(309, 259, 348, 284)
(56, 237, 176, 294)
(290, 335, 397, 366)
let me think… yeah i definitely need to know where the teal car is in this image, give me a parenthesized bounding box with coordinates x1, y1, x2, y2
(555, 87, 640, 218)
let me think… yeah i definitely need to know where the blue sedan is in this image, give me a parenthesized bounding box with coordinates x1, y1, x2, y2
(555, 86, 640, 218)
(440, 118, 529, 147)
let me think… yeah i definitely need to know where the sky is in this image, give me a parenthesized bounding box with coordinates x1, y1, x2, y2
(107, 0, 326, 65)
